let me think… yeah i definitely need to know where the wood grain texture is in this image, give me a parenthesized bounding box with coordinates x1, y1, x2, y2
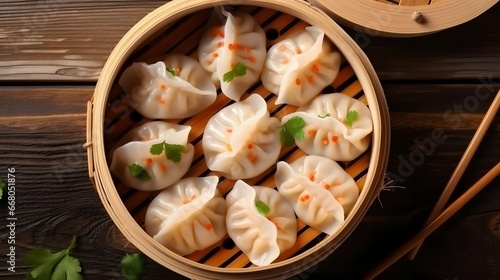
(344, 3, 500, 79)
(0, 83, 498, 279)
(0, 0, 164, 81)
(0, 1, 499, 279)
(399, 0, 430, 6)
(0, 1, 499, 81)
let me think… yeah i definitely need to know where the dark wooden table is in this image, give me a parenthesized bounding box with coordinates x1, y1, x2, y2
(1, 1, 499, 279)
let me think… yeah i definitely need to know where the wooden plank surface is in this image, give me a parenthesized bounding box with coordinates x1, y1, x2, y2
(344, 3, 500, 80)
(0, 83, 498, 279)
(0, 1, 499, 81)
(0, 0, 164, 81)
(0, 1, 499, 280)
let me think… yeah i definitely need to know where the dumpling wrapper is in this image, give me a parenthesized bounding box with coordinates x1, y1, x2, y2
(145, 176, 226, 256)
(226, 180, 297, 266)
(198, 9, 266, 101)
(203, 94, 281, 179)
(261, 26, 341, 106)
(119, 54, 216, 119)
(282, 93, 373, 161)
(288, 155, 359, 215)
(110, 121, 194, 191)
(275, 161, 345, 235)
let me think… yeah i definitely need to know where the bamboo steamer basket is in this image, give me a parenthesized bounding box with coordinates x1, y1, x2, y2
(86, 0, 390, 279)
(309, 0, 499, 37)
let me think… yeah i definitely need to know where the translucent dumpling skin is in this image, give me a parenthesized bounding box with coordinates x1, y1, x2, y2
(282, 93, 373, 161)
(198, 9, 266, 101)
(119, 54, 217, 119)
(202, 94, 281, 179)
(261, 26, 341, 106)
(110, 121, 194, 191)
(145, 176, 227, 256)
(225, 180, 296, 266)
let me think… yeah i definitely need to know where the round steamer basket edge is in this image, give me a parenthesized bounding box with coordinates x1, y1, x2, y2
(88, 0, 390, 279)
(309, 0, 499, 37)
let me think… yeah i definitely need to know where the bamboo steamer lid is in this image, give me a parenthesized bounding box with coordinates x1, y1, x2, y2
(88, 0, 390, 279)
(309, 0, 499, 37)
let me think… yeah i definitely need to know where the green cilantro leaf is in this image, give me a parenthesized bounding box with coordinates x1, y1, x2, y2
(255, 200, 270, 217)
(52, 255, 82, 280)
(166, 67, 177, 76)
(149, 141, 185, 163)
(223, 71, 235, 83)
(280, 116, 306, 146)
(23, 236, 82, 280)
(0, 179, 5, 200)
(164, 143, 185, 163)
(345, 110, 359, 127)
(149, 142, 164, 156)
(128, 163, 151, 181)
(222, 62, 247, 82)
(121, 253, 147, 280)
(318, 113, 331, 118)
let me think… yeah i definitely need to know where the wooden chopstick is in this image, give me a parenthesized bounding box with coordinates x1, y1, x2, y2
(408, 90, 500, 259)
(366, 161, 500, 280)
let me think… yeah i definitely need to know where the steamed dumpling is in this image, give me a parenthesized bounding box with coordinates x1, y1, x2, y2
(282, 93, 373, 161)
(226, 180, 297, 266)
(145, 176, 227, 255)
(261, 26, 341, 106)
(198, 9, 266, 101)
(285, 155, 359, 215)
(119, 54, 217, 119)
(110, 121, 194, 191)
(202, 94, 281, 179)
(275, 160, 345, 235)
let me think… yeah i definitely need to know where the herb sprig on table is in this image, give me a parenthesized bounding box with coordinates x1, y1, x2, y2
(121, 253, 147, 280)
(22, 236, 82, 280)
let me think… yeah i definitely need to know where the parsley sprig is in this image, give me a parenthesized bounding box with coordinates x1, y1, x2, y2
(255, 200, 270, 217)
(150, 141, 185, 163)
(128, 163, 151, 181)
(280, 116, 306, 146)
(22, 236, 82, 280)
(222, 62, 247, 82)
(121, 253, 147, 280)
(345, 110, 359, 127)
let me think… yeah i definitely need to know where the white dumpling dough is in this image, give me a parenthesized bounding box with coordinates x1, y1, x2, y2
(119, 54, 216, 119)
(198, 9, 266, 101)
(202, 94, 281, 179)
(282, 93, 373, 161)
(145, 176, 226, 256)
(110, 121, 194, 191)
(275, 161, 345, 235)
(261, 26, 341, 106)
(226, 180, 297, 266)
(287, 155, 359, 215)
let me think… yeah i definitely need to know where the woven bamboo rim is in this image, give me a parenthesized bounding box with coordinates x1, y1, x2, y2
(309, 0, 499, 37)
(89, 0, 390, 279)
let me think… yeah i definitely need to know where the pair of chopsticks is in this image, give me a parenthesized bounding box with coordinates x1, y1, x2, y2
(367, 90, 500, 279)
